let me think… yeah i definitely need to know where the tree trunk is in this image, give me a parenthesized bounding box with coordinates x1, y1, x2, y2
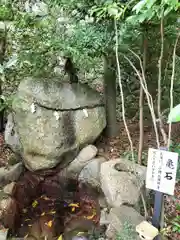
(0, 29, 6, 133)
(103, 54, 117, 137)
(138, 29, 147, 164)
(0, 85, 4, 133)
(138, 87, 144, 164)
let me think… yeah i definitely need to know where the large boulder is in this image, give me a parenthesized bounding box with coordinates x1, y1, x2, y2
(7, 77, 106, 171)
(100, 158, 146, 208)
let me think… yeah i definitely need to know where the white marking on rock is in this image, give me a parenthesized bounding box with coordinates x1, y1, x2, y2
(83, 109, 88, 118)
(54, 111, 60, 120)
(30, 103, 36, 113)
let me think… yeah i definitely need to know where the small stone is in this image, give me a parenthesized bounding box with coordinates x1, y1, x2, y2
(0, 197, 18, 229)
(105, 224, 116, 239)
(76, 145, 98, 163)
(0, 198, 11, 211)
(0, 228, 8, 240)
(98, 195, 108, 209)
(72, 237, 88, 240)
(78, 157, 106, 188)
(65, 145, 98, 178)
(0, 197, 17, 213)
(0, 163, 23, 187)
(106, 206, 144, 239)
(100, 209, 110, 226)
(0, 189, 8, 201)
(3, 182, 16, 196)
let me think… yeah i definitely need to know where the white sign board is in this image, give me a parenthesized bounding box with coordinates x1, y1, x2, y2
(146, 148, 179, 195)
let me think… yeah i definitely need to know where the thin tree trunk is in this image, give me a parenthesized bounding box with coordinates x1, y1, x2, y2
(103, 53, 117, 137)
(138, 29, 147, 164)
(158, 13, 168, 145)
(0, 28, 6, 133)
(138, 87, 144, 164)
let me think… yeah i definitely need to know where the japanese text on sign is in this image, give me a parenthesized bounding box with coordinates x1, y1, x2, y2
(146, 148, 178, 195)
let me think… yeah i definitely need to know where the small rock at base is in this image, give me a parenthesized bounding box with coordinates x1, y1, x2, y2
(72, 237, 88, 240)
(65, 145, 98, 178)
(0, 197, 18, 229)
(106, 206, 144, 240)
(3, 182, 16, 195)
(0, 163, 23, 187)
(98, 195, 108, 209)
(0, 228, 8, 240)
(78, 157, 107, 188)
(100, 209, 110, 226)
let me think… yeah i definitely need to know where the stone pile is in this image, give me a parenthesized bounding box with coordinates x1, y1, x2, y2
(0, 77, 146, 239)
(0, 145, 146, 239)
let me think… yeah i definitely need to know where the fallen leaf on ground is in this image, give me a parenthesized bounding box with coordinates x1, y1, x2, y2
(25, 219, 31, 222)
(46, 220, 53, 228)
(49, 210, 56, 214)
(32, 200, 38, 208)
(57, 235, 63, 240)
(86, 208, 96, 220)
(41, 196, 50, 200)
(77, 232, 85, 236)
(68, 203, 79, 207)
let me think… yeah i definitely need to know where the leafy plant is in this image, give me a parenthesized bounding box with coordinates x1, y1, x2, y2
(172, 214, 180, 233)
(128, 0, 180, 24)
(123, 150, 148, 165)
(169, 141, 180, 180)
(0, 94, 14, 111)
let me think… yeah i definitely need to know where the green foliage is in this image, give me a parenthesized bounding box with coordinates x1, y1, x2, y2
(0, 0, 180, 119)
(169, 141, 180, 180)
(122, 150, 148, 165)
(0, 0, 141, 81)
(171, 205, 180, 233)
(0, 4, 14, 21)
(0, 95, 14, 111)
(128, 0, 180, 24)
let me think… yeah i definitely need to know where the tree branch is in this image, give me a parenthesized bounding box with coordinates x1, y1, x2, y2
(114, 19, 148, 219)
(138, 29, 147, 165)
(124, 50, 160, 148)
(168, 32, 180, 149)
(157, 12, 168, 145)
